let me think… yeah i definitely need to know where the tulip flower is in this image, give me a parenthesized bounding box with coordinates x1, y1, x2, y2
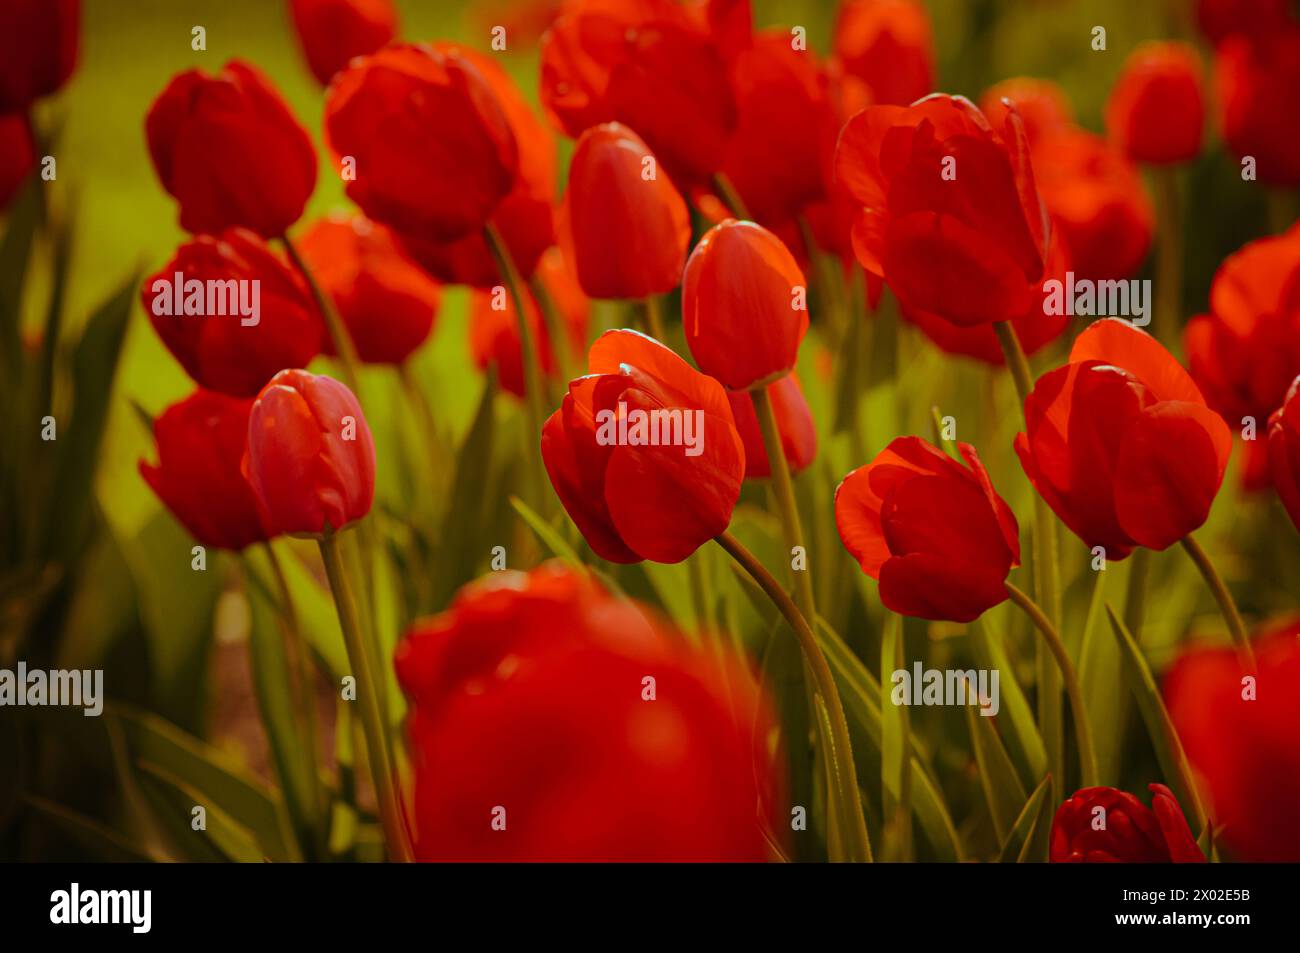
(833, 0, 934, 107)
(1165, 622, 1300, 861)
(1269, 377, 1300, 532)
(727, 373, 816, 480)
(1049, 785, 1206, 863)
(1197, 0, 1292, 44)
(0, 0, 78, 111)
(980, 78, 1074, 144)
(1106, 42, 1205, 166)
(289, 0, 396, 86)
(540, 330, 745, 564)
(1215, 26, 1300, 186)
(141, 229, 323, 398)
(682, 220, 809, 392)
(0, 113, 36, 210)
(324, 43, 519, 242)
(145, 61, 317, 239)
(835, 436, 1020, 622)
(395, 562, 784, 861)
(139, 390, 268, 551)
(297, 214, 441, 366)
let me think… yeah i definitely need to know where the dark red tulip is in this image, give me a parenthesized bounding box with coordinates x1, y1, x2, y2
(139, 390, 268, 551)
(141, 229, 323, 398)
(1215, 25, 1300, 186)
(0, 113, 36, 210)
(560, 122, 690, 300)
(1050, 785, 1206, 863)
(1165, 621, 1300, 861)
(541, 330, 745, 564)
(980, 78, 1074, 145)
(1186, 229, 1300, 489)
(145, 61, 317, 239)
(324, 43, 519, 241)
(834, 94, 1049, 328)
(683, 220, 809, 391)
(0, 0, 79, 111)
(727, 372, 816, 479)
(1269, 377, 1300, 532)
(289, 0, 397, 86)
(297, 214, 441, 365)
(1197, 0, 1293, 44)
(1106, 42, 1205, 165)
(835, 436, 1020, 623)
(1015, 319, 1232, 560)
(832, 0, 934, 107)
(244, 370, 375, 537)
(395, 562, 783, 861)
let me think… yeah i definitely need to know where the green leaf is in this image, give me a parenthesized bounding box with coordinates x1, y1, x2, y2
(1078, 566, 1126, 785)
(965, 688, 1028, 844)
(969, 616, 1046, 788)
(509, 495, 583, 567)
(429, 376, 496, 608)
(23, 795, 158, 863)
(136, 762, 266, 863)
(997, 774, 1052, 863)
(879, 612, 912, 860)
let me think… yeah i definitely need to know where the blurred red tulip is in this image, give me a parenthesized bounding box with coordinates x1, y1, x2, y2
(395, 562, 783, 861)
(980, 77, 1074, 145)
(297, 214, 441, 365)
(142, 229, 323, 397)
(1165, 621, 1300, 861)
(1049, 785, 1205, 863)
(0, 0, 78, 111)
(1106, 42, 1205, 165)
(244, 370, 375, 537)
(145, 61, 317, 239)
(541, 330, 745, 563)
(683, 220, 809, 390)
(324, 43, 519, 241)
(832, 0, 934, 107)
(140, 390, 269, 551)
(289, 0, 397, 86)
(0, 113, 36, 210)
(1196, 0, 1294, 45)
(1186, 229, 1300, 489)
(727, 372, 817, 479)
(1269, 377, 1300, 532)
(1015, 319, 1232, 560)
(834, 94, 1049, 328)
(835, 436, 1020, 622)
(559, 122, 690, 299)
(1215, 25, 1300, 186)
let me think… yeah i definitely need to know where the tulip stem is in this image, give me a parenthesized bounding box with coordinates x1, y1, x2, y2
(714, 530, 872, 862)
(528, 272, 574, 383)
(1179, 535, 1257, 671)
(318, 533, 413, 862)
(1005, 581, 1098, 788)
(1153, 167, 1181, 346)
(712, 172, 751, 220)
(642, 293, 668, 342)
(281, 233, 362, 395)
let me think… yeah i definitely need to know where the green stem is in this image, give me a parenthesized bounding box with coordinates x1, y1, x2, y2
(1153, 167, 1182, 346)
(712, 172, 751, 220)
(642, 293, 668, 342)
(528, 271, 574, 383)
(281, 233, 362, 395)
(1124, 546, 1150, 637)
(1180, 535, 1257, 671)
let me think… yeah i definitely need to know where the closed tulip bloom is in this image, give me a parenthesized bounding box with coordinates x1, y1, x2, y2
(298, 214, 441, 365)
(833, 0, 934, 107)
(141, 229, 323, 397)
(727, 372, 817, 479)
(835, 436, 1021, 622)
(980, 78, 1074, 145)
(835, 94, 1049, 328)
(683, 220, 809, 390)
(0, 114, 36, 210)
(541, 330, 745, 564)
(1269, 378, 1300, 532)
(560, 123, 690, 300)
(244, 370, 375, 536)
(289, 0, 397, 86)
(140, 390, 268, 551)
(0, 0, 78, 111)
(395, 562, 783, 861)
(145, 61, 317, 238)
(1106, 42, 1205, 165)
(325, 44, 519, 242)
(1215, 26, 1300, 186)
(1050, 785, 1205, 863)
(1016, 319, 1232, 560)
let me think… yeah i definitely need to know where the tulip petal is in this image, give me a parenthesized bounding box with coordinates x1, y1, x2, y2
(878, 552, 1010, 622)
(1070, 317, 1206, 405)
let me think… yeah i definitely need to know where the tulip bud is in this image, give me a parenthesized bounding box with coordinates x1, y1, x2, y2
(145, 61, 317, 239)
(727, 372, 817, 479)
(1050, 784, 1205, 863)
(1106, 41, 1205, 165)
(289, 0, 397, 86)
(0, 0, 79, 111)
(1269, 376, 1300, 532)
(244, 370, 376, 537)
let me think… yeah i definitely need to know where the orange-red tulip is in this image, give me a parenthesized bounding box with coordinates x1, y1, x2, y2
(1269, 377, 1300, 532)
(1106, 42, 1205, 165)
(727, 372, 816, 479)
(1215, 25, 1300, 186)
(289, 0, 397, 86)
(980, 77, 1074, 145)
(832, 0, 934, 107)
(0, 0, 78, 111)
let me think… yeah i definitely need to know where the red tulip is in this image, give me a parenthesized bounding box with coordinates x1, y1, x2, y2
(980, 78, 1074, 145)
(1106, 42, 1205, 165)
(289, 0, 397, 86)
(145, 61, 317, 239)
(0, 113, 36, 210)
(541, 330, 745, 564)
(727, 372, 817, 479)
(297, 214, 441, 365)
(1269, 377, 1300, 532)
(683, 220, 809, 391)
(835, 436, 1020, 622)
(1050, 785, 1205, 863)
(832, 0, 934, 107)
(244, 370, 375, 536)
(141, 229, 323, 397)
(139, 390, 268, 551)
(324, 43, 518, 241)
(1186, 229, 1300, 489)
(1015, 319, 1232, 560)
(1197, 0, 1293, 44)
(834, 94, 1049, 328)
(1215, 25, 1300, 186)
(559, 122, 690, 300)
(1165, 621, 1300, 861)
(395, 562, 783, 861)
(0, 0, 78, 111)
